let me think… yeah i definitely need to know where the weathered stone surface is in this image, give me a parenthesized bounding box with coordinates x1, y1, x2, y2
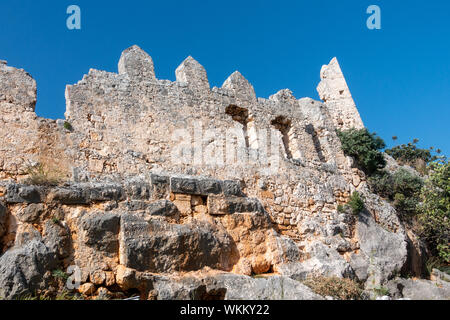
(147, 200, 180, 221)
(48, 187, 87, 204)
(151, 272, 323, 300)
(43, 220, 71, 260)
(119, 214, 236, 272)
(6, 184, 43, 203)
(317, 57, 364, 130)
(0, 240, 57, 299)
(125, 180, 152, 200)
(88, 185, 124, 202)
(222, 71, 256, 102)
(176, 56, 210, 91)
(0, 61, 36, 110)
(222, 180, 243, 197)
(355, 209, 407, 288)
(387, 277, 450, 300)
(16, 203, 45, 223)
(207, 195, 264, 215)
(14, 224, 42, 247)
(278, 241, 354, 280)
(170, 177, 200, 195)
(80, 213, 120, 255)
(118, 45, 156, 80)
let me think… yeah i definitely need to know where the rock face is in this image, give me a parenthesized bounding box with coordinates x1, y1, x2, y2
(0, 240, 57, 299)
(0, 48, 438, 300)
(387, 277, 450, 300)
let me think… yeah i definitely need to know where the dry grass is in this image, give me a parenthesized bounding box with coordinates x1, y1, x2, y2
(302, 276, 363, 300)
(24, 162, 67, 186)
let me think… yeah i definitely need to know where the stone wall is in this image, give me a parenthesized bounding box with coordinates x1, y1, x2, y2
(0, 47, 411, 299)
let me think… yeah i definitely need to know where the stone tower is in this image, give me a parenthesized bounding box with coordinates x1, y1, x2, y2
(317, 57, 364, 130)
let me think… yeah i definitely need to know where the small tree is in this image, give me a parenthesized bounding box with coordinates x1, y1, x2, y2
(337, 128, 386, 175)
(418, 159, 450, 263)
(348, 192, 365, 215)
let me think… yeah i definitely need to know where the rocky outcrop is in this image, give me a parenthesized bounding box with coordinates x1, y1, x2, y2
(387, 275, 450, 300)
(0, 240, 57, 299)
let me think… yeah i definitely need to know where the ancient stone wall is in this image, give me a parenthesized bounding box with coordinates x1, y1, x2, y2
(0, 47, 411, 299)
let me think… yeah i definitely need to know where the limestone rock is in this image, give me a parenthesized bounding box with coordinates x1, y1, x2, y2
(80, 212, 120, 255)
(356, 210, 407, 288)
(119, 214, 236, 272)
(175, 56, 210, 91)
(0, 61, 36, 110)
(387, 277, 450, 300)
(0, 240, 57, 299)
(151, 273, 323, 300)
(277, 241, 354, 280)
(43, 220, 71, 260)
(316, 57, 364, 130)
(16, 203, 45, 224)
(14, 224, 42, 247)
(146, 200, 180, 221)
(118, 45, 156, 80)
(222, 71, 256, 102)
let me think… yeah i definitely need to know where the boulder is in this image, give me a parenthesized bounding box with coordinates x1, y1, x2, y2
(119, 214, 236, 272)
(277, 241, 354, 280)
(6, 184, 43, 203)
(16, 203, 45, 223)
(43, 220, 71, 260)
(79, 213, 120, 255)
(0, 240, 57, 299)
(147, 200, 180, 221)
(152, 273, 323, 300)
(356, 210, 407, 288)
(386, 277, 450, 300)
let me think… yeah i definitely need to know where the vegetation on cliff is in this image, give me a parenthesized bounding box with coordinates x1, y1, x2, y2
(338, 129, 449, 266)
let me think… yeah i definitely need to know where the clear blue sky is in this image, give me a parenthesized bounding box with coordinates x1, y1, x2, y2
(1, 0, 449, 154)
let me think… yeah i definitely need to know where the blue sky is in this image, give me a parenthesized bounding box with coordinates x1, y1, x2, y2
(1, 0, 449, 154)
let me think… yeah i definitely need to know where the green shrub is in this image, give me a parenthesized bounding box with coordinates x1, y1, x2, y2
(52, 269, 69, 281)
(348, 191, 365, 215)
(337, 129, 386, 175)
(392, 169, 424, 197)
(385, 141, 433, 167)
(63, 121, 73, 131)
(369, 169, 423, 215)
(418, 159, 450, 263)
(368, 170, 393, 198)
(373, 286, 390, 297)
(337, 204, 345, 213)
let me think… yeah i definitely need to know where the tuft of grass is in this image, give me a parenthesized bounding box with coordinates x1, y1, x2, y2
(24, 163, 66, 186)
(51, 216, 60, 225)
(302, 276, 363, 300)
(348, 191, 365, 215)
(373, 286, 390, 297)
(52, 269, 69, 281)
(63, 121, 73, 131)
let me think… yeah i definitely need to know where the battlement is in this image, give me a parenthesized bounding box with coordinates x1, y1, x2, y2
(0, 46, 367, 232)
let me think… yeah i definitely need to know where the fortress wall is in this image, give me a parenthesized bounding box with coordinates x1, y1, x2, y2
(0, 46, 365, 236)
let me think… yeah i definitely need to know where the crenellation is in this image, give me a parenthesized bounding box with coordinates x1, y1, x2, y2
(0, 45, 383, 260)
(317, 57, 364, 130)
(175, 56, 210, 91)
(118, 45, 156, 81)
(222, 71, 257, 103)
